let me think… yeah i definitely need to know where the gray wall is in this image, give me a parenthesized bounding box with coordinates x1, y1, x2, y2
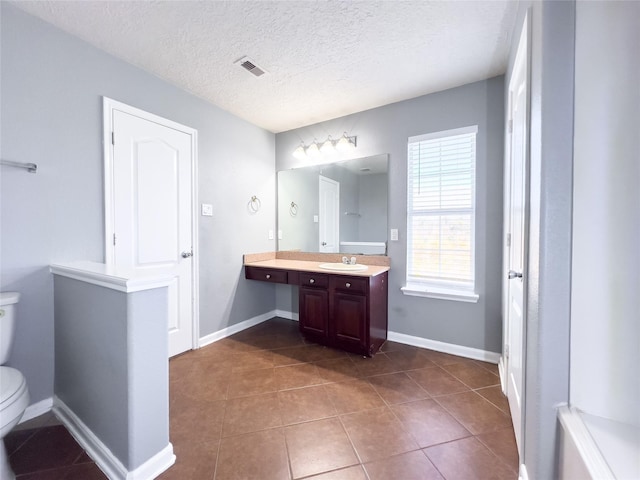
(276, 76, 505, 353)
(0, 5, 276, 404)
(277, 169, 319, 252)
(54, 277, 169, 470)
(505, 2, 574, 478)
(358, 174, 388, 243)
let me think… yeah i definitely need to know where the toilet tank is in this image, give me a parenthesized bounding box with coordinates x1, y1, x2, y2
(0, 292, 20, 364)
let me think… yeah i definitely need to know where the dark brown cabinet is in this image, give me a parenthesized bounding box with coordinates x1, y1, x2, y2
(245, 265, 388, 356)
(244, 266, 288, 284)
(298, 271, 388, 357)
(332, 291, 367, 350)
(298, 272, 329, 337)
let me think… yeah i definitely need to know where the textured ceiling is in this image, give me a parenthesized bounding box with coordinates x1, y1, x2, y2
(11, 1, 518, 133)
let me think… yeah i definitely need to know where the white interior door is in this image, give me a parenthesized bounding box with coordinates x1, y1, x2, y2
(318, 175, 340, 253)
(105, 99, 197, 357)
(505, 19, 528, 457)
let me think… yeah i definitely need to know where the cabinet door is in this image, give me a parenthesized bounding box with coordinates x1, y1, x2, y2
(299, 287, 329, 337)
(332, 292, 367, 349)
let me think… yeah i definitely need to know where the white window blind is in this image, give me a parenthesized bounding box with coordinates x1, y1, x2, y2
(406, 126, 477, 293)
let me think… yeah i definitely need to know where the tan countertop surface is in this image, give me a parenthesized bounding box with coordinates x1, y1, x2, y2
(244, 258, 390, 277)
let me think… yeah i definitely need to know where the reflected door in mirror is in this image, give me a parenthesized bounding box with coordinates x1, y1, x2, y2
(319, 175, 340, 252)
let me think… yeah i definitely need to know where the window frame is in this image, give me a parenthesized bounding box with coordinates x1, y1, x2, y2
(402, 125, 479, 303)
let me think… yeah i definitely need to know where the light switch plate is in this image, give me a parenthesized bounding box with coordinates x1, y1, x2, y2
(278, 229, 283, 240)
(201, 204, 213, 216)
(268, 229, 274, 240)
(313, 215, 319, 223)
(390, 228, 399, 241)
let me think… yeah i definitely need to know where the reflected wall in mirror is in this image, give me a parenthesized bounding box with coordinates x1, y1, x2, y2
(277, 154, 389, 255)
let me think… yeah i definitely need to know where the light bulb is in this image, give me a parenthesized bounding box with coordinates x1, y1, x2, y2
(306, 142, 321, 159)
(336, 133, 355, 152)
(293, 144, 307, 160)
(320, 137, 336, 155)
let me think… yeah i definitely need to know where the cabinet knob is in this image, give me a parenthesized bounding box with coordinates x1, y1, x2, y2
(266, 274, 271, 279)
(309, 278, 315, 284)
(345, 283, 351, 288)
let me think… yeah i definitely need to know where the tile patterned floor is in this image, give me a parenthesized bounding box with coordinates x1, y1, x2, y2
(6, 317, 518, 479)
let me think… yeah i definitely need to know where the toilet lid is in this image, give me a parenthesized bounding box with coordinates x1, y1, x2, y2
(0, 367, 26, 404)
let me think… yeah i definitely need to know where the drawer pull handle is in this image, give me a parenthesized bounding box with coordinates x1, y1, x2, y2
(309, 278, 315, 284)
(266, 274, 271, 279)
(345, 283, 351, 288)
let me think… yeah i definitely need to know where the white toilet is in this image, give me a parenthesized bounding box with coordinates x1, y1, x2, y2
(0, 292, 29, 480)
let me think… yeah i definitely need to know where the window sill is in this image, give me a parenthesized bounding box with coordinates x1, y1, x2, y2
(401, 285, 479, 303)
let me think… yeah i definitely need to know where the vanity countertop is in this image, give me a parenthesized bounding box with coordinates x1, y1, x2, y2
(244, 258, 389, 277)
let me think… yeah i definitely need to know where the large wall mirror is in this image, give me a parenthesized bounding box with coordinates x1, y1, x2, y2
(277, 154, 389, 255)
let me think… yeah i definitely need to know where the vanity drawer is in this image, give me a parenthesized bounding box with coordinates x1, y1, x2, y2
(245, 266, 288, 284)
(299, 272, 329, 288)
(330, 275, 369, 295)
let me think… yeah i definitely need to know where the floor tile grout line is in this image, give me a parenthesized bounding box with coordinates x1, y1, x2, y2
(6, 428, 38, 460)
(335, 408, 367, 475)
(420, 446, 450, 480)
(210, 439, 222, 480)
(431, 389, 510, 436)
(440, 363, 502, 391)
(278, 390, 296, 480)
(473, 430, 520, 475)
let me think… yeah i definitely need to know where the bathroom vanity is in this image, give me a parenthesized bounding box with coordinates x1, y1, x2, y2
(244, 255, 389, 357)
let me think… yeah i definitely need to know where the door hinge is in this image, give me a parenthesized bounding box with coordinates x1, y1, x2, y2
(508, 119, 513, 134)
(113, 233, 117, 246)
(111, 131, 115, 145)
(507, 233, 511, 247)
(505, 344, 510, 359)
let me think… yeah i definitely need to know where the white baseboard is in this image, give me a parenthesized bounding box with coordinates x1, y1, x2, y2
(387, 331, 501, 364)
(198, 310, 277, 348)
(275, 309, 298, 321)
(498, 355, 507, 393)
(53, 396, 175, 480)
(519, 463, 529, 480)
(20, 397, 53, 423)
(195, 313, 499, 365)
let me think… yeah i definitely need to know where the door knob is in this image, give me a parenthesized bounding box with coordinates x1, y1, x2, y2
(508, 270, 523, 279)
(321, 242, 327, 246)
(181, 251, 193, 258)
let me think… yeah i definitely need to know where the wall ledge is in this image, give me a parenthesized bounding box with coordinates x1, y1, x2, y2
(559, 405, 640, 480)
(50, 262, 172, 293)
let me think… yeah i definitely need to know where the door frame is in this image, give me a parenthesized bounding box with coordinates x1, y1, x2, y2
(102, 97, 200, 350)
(501, 11, 531, 459)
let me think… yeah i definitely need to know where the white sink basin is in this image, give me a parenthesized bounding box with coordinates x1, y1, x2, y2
(318, 263, 368, 272)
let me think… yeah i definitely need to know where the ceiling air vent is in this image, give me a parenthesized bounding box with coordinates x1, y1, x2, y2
(235, 56, 267, 77)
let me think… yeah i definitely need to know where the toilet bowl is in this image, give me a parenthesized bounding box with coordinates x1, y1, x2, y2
(0, 292, 29, 480)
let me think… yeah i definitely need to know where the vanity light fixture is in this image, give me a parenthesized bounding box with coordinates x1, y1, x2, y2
(336, 132, 357, 152)
(291, 132, 357, 160)
(293, 143, 307, 160)
(306, 141, 321, 159)
(320, 136, 336, 155)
